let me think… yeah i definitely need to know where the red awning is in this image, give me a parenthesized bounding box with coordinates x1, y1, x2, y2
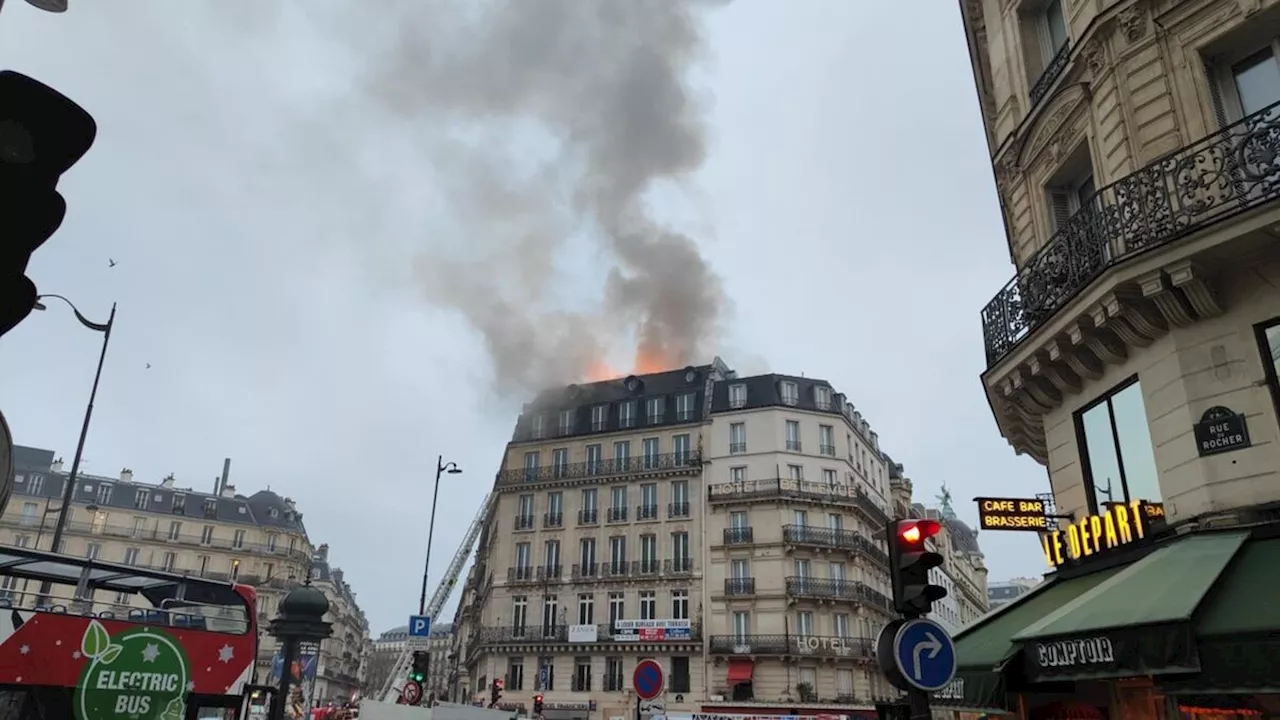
(726, 659, 754, 683)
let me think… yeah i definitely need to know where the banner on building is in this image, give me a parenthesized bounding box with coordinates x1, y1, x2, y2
(613, 619, 691, 642)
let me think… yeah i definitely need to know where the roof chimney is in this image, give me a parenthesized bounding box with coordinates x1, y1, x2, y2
(220, 483, 236, 499)
(160, 473, 175, 489)
(120, 468, 133, 483)
(51, 459, 64, 473)
(217, 458, 231, 496)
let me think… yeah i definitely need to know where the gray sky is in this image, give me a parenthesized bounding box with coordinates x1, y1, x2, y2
(0, 0, 1049, 633)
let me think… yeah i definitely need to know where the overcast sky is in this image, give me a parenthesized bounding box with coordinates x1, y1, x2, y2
(0, 0, 1049, 633)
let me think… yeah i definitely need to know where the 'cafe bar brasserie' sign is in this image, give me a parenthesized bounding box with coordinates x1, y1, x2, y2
(1041, 500, 1164, 568)
(975, 496, 1049, 531)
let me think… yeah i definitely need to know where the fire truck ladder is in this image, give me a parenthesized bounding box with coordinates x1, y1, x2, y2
(380, 492, 495, 702)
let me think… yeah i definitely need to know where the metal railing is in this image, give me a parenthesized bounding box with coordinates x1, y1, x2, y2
(496, 451, 702, 486)
(982, 99, 1280, 367)
(784, 577, 893, 611)
(782, 525, 890, 567)
(668, 501, 690, 518)
(1029, 41, 1071, 106)
(708, 634, 875, 660)
(723, 527, 753, 545)
(724, 578, 755, 596)
(707, 477, 891, 527)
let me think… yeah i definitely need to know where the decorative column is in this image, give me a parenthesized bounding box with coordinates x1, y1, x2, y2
(268, 580, 333, 720)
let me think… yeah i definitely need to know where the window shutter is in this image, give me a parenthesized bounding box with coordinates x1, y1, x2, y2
(1203, 58, 1229, 129)
(1047, 188, 1072, 233)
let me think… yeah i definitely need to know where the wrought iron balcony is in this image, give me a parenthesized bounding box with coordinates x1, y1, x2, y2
(1029, 41, 1070, 107)
(535, 565, 562, 581)
(665, 557, 693, 574)
(543, 512, 563, 529)
(708, 477, 891, 527)
(578, 509, 598, 525)
(608, 507, 628, 523)
(724, 577, 755, 596)
(603, 561, 629, 578)
(668, 501, 691, 518)
(507, 566, 534, 582)
(819, 444, 836, 457)
(496, 451, 702, 486)
(633, 559, 661, 576)
(571, 563, 598, 580)
(780, 525, 888, 567)
(637, 504, 659, 521)
(474, 625, 567, 643)
(785, 577, 893, 611)
(723, 527, 754, 545)
(982, 99, 1280, 367)
(709, 634, 875, 660)
(513, 515, 535, 531)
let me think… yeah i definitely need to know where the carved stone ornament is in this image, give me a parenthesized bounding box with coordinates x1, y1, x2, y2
(1047, 139, 1065, 163)
(1117, 4, 1147, 43)
(1082, 41, 1106, 76)
(997, 151, 1019, 185)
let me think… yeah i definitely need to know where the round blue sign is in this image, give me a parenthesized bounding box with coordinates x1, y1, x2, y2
(632, 659, 665, 700)
(892, 618, 957, 692)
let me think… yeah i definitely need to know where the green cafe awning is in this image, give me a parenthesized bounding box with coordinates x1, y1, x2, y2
(1011, 531, 1248, 683)
(943, 566, 1124, 711)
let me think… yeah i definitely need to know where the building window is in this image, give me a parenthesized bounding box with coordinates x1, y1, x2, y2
(608, 592, 624, 628)
(578, 593, 594, 624)
(822, 468, 837, 485)
(836, 668, 855, 699)
(531, 415, 546, 440)
(167, 521, 182, 541)
(14, 535, 30, 548)
(233, 529, 245, 549)
(671, 532, 690, 571)
(516, 542, 532, 571)
(819, 425, 835, 456)
(646, 397, 665, 424)
(573, 657, 592, 692)
(732, 611, 750, 640)
(537, 656, 555, 691)
(639, 591, 656, 620)
(172, 494, 186, 513)
(200, 526, 213, 545)
(788, 464, 803, 481)
(85, 542, 101, 560)
(1040, 0, 1068, 59)
(798, 667, 817, 699)
(730, 466, 746, 483)
(1075, 377, 1160, 512)
(267, 533, 278, 552)
(671, 656, 691, 693)
(542, 595, 558, 633)
(785, 420, 801, 451)
(523, 452, 540, 482)
(512, 596, 528, 631)
(162, 552, 176, 572)
(585, 445, 603, 475)
(552, 449, 568, 477)
(642, 439, 660, 469)
(97, 485, 112, 505)
(728, 383, 748, 409)
(507, 658, 524, 691)
(675, 392, 696, 421)
(833, 613, 849, 638)
(29, 475, 43, 494)
(1258, 318, 1280, 424)
(559, 409, 575, 436)
(640, 534, 658, 573)
(134, 489, 148, 510)
(671, 589, 689, 620)
(613, 441, 631, 465)
(729, 422, 746, 453)
(619, 401, 636, 429)
(796, 611, 814, 638)
(609, 536, 626, 573)
(780, 380, 798, 405)
(605, 657, 624, 692)
(1229, 44, 1280, 117)
(590, 404, 608, 432)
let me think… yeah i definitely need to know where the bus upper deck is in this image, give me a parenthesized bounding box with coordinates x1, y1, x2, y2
(0, 543, 262, 719)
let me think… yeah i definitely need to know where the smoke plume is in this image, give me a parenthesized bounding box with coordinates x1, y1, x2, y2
(338, 0, 732, 396)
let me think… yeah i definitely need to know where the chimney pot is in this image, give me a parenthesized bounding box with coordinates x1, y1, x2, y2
(159, 473, 174, 489)
(220, 483, 236, 498)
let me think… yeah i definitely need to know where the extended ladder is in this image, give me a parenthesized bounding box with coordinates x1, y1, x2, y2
(379, 492, 496, 702)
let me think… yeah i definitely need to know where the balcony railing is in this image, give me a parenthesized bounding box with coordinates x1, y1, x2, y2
(637, 504, 659, 521)
(723, 527, 754, 545)
(982, 99, 1280, 367)
(668, 502, 690, 518)
(513, 515, 534, 531)
(0, 517, 311, 561)
(543, 512, 563, 529)
(1029, 40, 1070, 107)
(784, 577, 893, 611)
(473, 623, 703, 646)
(607, 507, 628, 523)
(708, 477, 891, 526)
(665, 557, 693, 574)
(724, 578, 755, 596)
(578, 509, 598, 525)
(496, 451, 702, 486)
(782, 525, 889, 567)
(708, 634, 875, 660)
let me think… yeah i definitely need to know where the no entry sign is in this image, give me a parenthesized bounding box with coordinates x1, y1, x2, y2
(633, 659, 665, 701)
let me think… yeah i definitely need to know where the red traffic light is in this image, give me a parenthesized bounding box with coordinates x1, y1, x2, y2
(534, 695, 543, 702)
(897, 519, 941, 546)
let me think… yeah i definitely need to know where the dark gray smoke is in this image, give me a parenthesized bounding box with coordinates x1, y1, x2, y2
(339, 0, 733, 396)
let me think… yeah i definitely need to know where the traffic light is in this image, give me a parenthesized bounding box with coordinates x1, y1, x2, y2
(0, 71, 96, 339)
(533, 694, 544, 715)
(410, 650, 429, 683)
(489, 678, 503, 707)
(886, 518, 946, 616)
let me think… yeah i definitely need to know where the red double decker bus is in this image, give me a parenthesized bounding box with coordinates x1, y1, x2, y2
(0, 543, 274, 719)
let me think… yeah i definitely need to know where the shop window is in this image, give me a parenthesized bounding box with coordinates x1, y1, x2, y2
(1256, 318, 1280, 425)
(1075, 376, 1160, 513)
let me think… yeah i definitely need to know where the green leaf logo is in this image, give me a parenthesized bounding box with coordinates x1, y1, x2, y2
(100, 644, 123, 665)
(81, 619, 109, 659)
(160, 697, 185, 720)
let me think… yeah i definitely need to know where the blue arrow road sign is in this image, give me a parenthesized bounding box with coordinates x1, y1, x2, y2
(409, 615, 432, 637)
(892, 618, 956, 692)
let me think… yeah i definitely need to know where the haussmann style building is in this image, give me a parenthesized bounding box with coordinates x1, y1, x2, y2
(451, 359, 990, 720)
(953, 0, 1280, 717)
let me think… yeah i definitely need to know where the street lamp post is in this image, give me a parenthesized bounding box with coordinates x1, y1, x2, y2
(419, 455, 462, 617)
(0, 0, 69, 17)
(36, 295, 115, 557)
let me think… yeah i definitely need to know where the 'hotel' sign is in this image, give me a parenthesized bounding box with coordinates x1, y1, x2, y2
(1040, 500, 1163, 568)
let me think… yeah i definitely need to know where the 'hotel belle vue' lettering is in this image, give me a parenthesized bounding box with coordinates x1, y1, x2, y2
(1041, 500, 1161, 568)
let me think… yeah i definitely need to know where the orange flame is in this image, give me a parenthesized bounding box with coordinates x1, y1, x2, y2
(633, 349, 672, 375)
(585, 359, 621, 383)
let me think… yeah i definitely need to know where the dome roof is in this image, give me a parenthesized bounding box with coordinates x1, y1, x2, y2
(280, 583, 330, 619)
(944, 516, 982, 554)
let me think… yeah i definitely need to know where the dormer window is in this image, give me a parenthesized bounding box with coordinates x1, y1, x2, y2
(269, 508, 280, 518)
(97, 485, 112, 505)
(134, 489, 149, 510)
(173, 494, 187, 514)
(814, 385, 832, 411)
(204, 499, 218, 519)
(619, 401, 636, 429)
(558, 409, 575, 436)
(728, 383, 747, 409)
(531, 415, 547, 440)
(591, 404, 609, 432)
(780, 381, 799, 406)
(645, 397, 665, 424)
